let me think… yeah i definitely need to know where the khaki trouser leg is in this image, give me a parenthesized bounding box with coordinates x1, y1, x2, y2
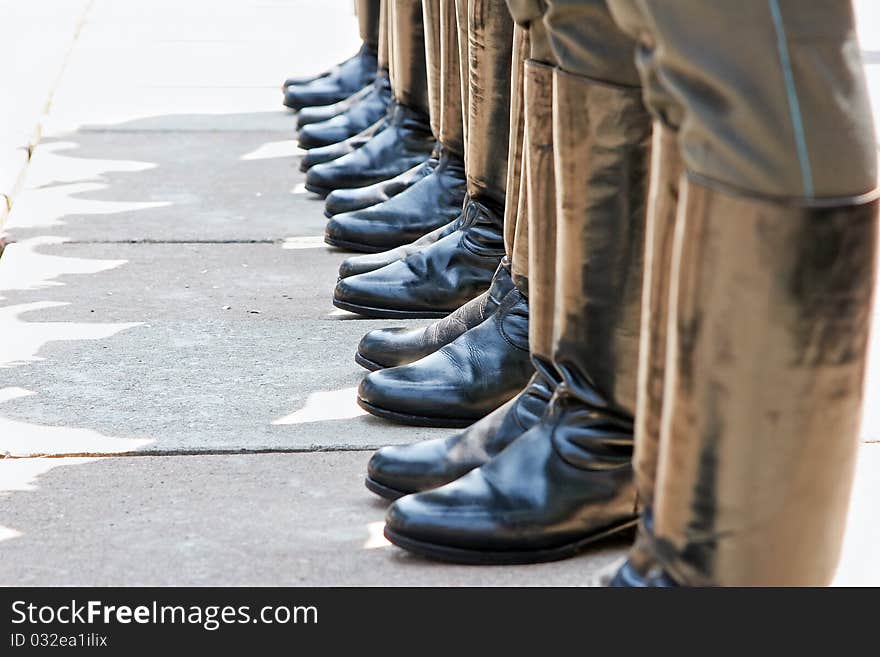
(390, 0, 430, 116)
(607, 0, 879, 586)
(357, 0, 383, 52)
(503, 25, 530, 288)
(461, 0, 515, 213)
(422, 0, 443, 138)
(439, 0, 465, 157)
(377, 0, 390, 71)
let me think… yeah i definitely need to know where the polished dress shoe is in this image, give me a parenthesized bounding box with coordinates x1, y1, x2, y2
(296, 83, 372, 130)
(305, 103, 434, 196)
(300, 116, 386, 173)
(381, 63, 654, 566)
(383, 393, 638, 564)
(365, 369, 555, 499)
(355, 261, 514, 370)
(333, 199, 505, 318)
(298, 74, 391, 149)
(324, 151, 436, 218)
(357, 287, 532, 428)
(283, 44, 378, 110)
(604, 518, 678, 587)
(607, 560, 677, 587)
(337, 218, 457, 279)
(324, 148, 465, 252)
(282, 48, 367, 90)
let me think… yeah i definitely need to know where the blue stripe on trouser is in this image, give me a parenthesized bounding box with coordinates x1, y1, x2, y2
(768, 0, 815, 198)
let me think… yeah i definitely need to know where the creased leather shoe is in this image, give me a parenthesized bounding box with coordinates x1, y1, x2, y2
(283, 44, 378, 110)
(324, 155, 434, 218)
(607, 560, 677, 587)
(356, 287, 533, 428)
(337, 218, 457, 279)
(383, 394, 638, 564)
(296, 83, 373, 130)
(324, 148, 465, 252)
(332, 198, 505, 318)
(300, 116, 387, 173)
(365, 369, 555, 499)
(380, 62, 654, 566)
(355, 261, 514, 371)
(305, 103, 434, 196)
(604, 517, 678, 587)
(282, 43, 376, 90)
(298, 74, 391, 149)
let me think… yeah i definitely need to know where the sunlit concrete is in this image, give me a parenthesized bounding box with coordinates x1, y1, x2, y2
(0, 237, 126, 297)
(0, 301, 139, 369)
(0, 452, 629, 586)
(0, 0, 92, 227)
(0, 239, 443, 453)
(0, 457, 98, 495)
(7, 131, 320, 242)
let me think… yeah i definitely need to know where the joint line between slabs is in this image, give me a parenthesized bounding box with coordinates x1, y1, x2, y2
(1, 447, 380, 460)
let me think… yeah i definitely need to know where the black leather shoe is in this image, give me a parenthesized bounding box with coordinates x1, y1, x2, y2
(283, 44, 378, 110)
(605, 516, 678, 587)
(365, 370, 555, 499)
(300, 116, 387, 173)
(305, 103, 434, 196)
(324, 152, 436, 218)
(333, 199, 505, 318)
(282, 45, 375, 90)
(606, 560, 677, 587)
(325, 148, 465, 252)
(383, 392, 638, 564)
(337, 219, 456, 279)
(355, 261, 514, 371)
(298, 74, 391, 149)
(356, 287, 533, 428)
(296, 83, 373, 130)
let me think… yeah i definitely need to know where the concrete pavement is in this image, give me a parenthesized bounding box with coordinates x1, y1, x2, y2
(0, 0, 878, 586)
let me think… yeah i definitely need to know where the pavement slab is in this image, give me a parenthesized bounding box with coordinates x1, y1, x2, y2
(0, 452, 630, 586)
(6, 132, 317, 242)
(1, 446, 876, 586)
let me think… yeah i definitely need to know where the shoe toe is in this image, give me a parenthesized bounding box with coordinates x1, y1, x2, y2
(333, 266, 401, 310)
(325, 212, 380, 250)
(304, 162, 335, 192)
(368, 438, 460, 495)
(358, 361, 454, 418)
(325, 188, 367, 217)
(338, 250, 397, 279)
(299, 122, 349, 150)
(384, 472, 495, 545)
(357, 368, 403, 409)
(284, 82, 346, 110)
(332, 274, 365, 306)
(367, 445, 424, 496)
(357, 328, 409, 368)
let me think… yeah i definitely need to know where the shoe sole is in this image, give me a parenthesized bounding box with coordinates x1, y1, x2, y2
(324, 235, 390, 254)
(357, 397, 476, 429)
(364, 475, 408, 501)
(298, 136, 329, 150)
(383, 518, 639, 566)
(304, 182, 332, 198)
(354, 352, 385, 371)
(333, 299, 450, 320)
